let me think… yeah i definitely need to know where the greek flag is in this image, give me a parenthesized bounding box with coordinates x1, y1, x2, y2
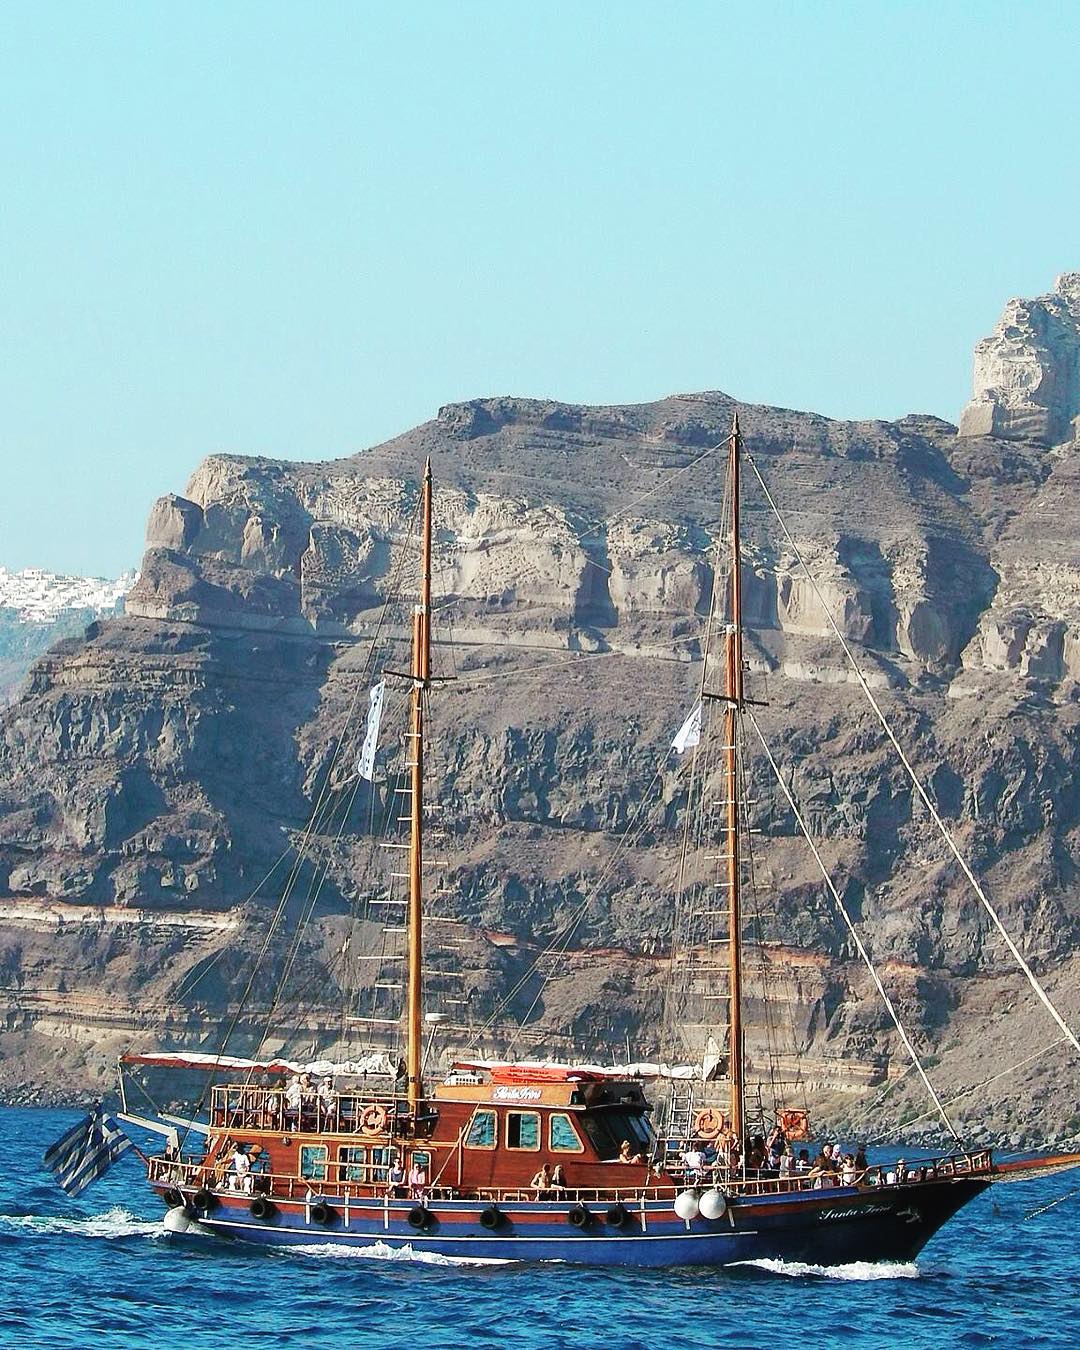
(357, 680, 386, 781)
(43, 1105, 134, 1196)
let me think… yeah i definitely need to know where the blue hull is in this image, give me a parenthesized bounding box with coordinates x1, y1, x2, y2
(170, 1178, 988, 1268)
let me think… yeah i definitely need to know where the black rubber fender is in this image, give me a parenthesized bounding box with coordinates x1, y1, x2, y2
(192, 1188, 217, 1213)
(606, 1202, 630, 1228)
(309, 1200, 335, 1225)
(407, 1204, 433, 1230)
(162, 1188, 182, 1209)
(479, 1205, 503, 1230)
(250, 1195, 277, 1220)
(567, 1204, 591, 1228)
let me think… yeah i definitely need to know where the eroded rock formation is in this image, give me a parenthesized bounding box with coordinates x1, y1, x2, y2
(959, 272, 1080, 446)
(1, 340, 1079, 1141)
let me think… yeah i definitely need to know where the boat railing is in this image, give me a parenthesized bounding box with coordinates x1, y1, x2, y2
(148, 1147, 993, 1205)
(207, 1083, 409, 1135)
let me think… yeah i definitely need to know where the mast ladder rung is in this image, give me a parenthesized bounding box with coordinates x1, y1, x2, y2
(380, 842, 410, 850)
(426, 916, 463, 925)
(382, 926, 406, 934)
(355, 954, 403, 962)
(347, 1016, 400, 1026)
(389, 872, 410, 879)
(373, 981, 401, 990)
(368, 897, 405, 906)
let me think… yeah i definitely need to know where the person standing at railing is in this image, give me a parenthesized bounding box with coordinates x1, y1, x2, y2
(387, 1154, 406, 1199)
(318, 1077, 339, 1130)
(229, 1143, 251, 1192)
(408, 1159, 428, 1200)
(284, 1075, 302, 1129)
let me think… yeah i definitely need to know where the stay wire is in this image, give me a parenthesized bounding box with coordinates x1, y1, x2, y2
(746, 708, 962, 1145)
(745, 447, 1080, 1062)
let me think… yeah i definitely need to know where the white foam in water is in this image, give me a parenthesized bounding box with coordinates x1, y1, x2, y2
(730, 1258, 920, 1281)
(289, 1239, 511, 1267)
(0, 1206, 162, 1240)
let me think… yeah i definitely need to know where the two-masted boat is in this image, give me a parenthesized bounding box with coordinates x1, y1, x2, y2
(108, 423, 1078, 1266)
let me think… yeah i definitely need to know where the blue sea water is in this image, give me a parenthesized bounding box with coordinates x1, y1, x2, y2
(0, 1108, 1074, 1350)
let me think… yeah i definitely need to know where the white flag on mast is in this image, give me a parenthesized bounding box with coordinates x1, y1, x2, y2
(671, 701, 702, 755)
(357, 681, 386, 781)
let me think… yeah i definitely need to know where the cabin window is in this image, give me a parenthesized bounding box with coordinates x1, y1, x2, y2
(299, 1144, 328, 1181)
(338, 1146, 366, 1182)
(410, 1151, 431, 1172)
(465, 1109, 497, 1149)
(505, 1111, 541, 1150)
(549, 1113, 584, 1152)
(370, 1145, 393, 1180)
(581, 1111, 653, 1160)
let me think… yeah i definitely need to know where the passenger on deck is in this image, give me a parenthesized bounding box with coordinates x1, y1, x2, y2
(681, 1145, 704, 1182)
(229, 1142, 251, 1192)
(795, 1148, 811, 1175)
(840, 1153, 857, 1186)
(895, 1158, 908, 1184)
(317, 1077, 339, 1128)
(530, 1163, 552, 1198)
(746, 1135, 767, 1173)
(387, 1154, 406, 1198)
(854, 1143, 868, 1174)
(765, 1124, 786, 1172)
(408, 1160, 428, 1200)
(779, 1145, 795, 1179)
(718, 1128, 739, 1174)
(618, 1139, 646, 1165)
(284, 1075, 302, 1126)
(549, 1165, 566, 1192)
(809, 1145, 835, 1187)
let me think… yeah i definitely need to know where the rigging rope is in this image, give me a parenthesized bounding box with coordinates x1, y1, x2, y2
(859, 1035, 1070, 1142)
(745, 449, 1080, 1061)
(746, 708, 962, 1144)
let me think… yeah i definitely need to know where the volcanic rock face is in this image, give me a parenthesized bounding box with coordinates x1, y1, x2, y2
(959, 272, 1080, 446)
(2, 303, 1079, 1141)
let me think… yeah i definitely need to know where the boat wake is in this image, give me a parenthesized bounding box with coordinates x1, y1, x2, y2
(729, 1258, 920, 1281)
(289, 1239, 511, 1268)
(0, 1206, 162, 1241)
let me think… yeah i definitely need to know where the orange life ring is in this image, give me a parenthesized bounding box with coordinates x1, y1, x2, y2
(359, 1103, 389, 1136)
(779, 1108, 810, 1141)
(693, 1107, 726, 1140)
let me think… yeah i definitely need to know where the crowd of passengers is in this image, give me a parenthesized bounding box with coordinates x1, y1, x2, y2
(213, 1140, 432, 1199)
(211, 1067, 407, 1132)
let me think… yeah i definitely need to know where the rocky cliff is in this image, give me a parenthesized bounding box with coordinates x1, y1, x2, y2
(1, 286, 1078, 1145)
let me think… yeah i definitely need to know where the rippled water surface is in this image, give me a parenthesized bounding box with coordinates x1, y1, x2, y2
(0, 1109, 1073, 1349)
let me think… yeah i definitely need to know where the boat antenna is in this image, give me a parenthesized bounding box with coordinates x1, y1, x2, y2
(406, 457, 433, 1118)
(725, 411, 746, 1140)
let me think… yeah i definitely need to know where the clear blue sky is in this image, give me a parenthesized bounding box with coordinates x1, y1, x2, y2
(1, 1, 1076, 577)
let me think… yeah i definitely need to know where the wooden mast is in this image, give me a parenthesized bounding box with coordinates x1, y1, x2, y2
(406, 458, 433, 1119)
(724, 413, 745, 1141)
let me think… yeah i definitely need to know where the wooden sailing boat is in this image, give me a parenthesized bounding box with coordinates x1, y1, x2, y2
(110, 433, 1079, 1266)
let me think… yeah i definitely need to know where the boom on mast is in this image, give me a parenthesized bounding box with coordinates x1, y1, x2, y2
(406, 458, 433, 1118)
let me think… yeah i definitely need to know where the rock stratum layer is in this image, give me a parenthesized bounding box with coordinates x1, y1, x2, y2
(2, 295, 1079, 1145)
